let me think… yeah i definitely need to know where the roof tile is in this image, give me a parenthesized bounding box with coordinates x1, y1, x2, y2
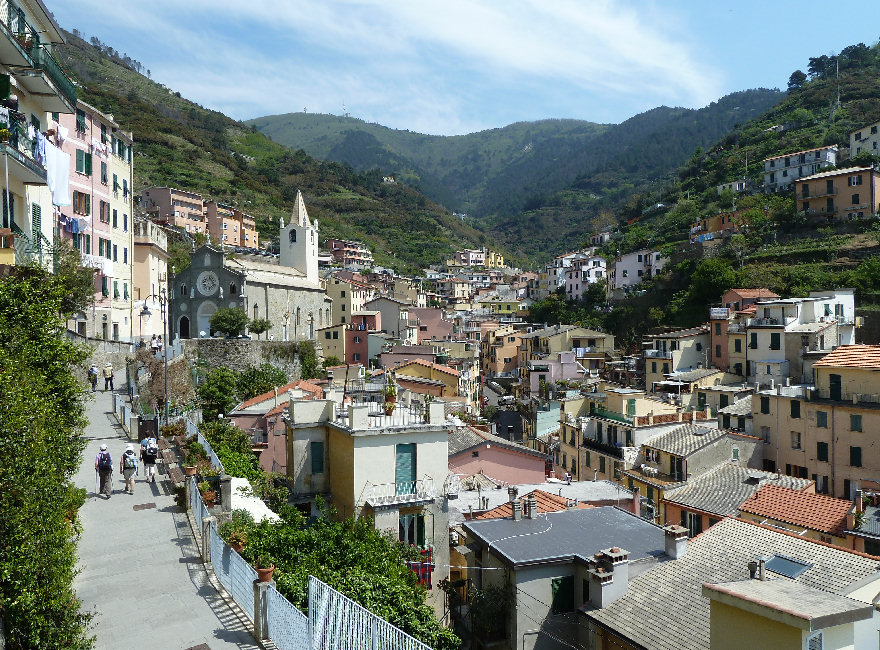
(812, 344, 880, 370)
(738, 485, 851, 534)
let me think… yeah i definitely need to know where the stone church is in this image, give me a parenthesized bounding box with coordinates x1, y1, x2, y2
(169, 191, 331, 341)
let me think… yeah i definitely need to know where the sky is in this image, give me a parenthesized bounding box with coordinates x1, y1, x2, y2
(51, 0, 880, 136)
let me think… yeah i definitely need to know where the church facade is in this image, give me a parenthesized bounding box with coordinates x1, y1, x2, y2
(169, 191, 331, 341)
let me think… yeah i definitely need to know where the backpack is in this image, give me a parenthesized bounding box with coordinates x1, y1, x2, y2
(144, 441, 158, 459)
(123, 452, 137, 469)
(98, 451, 112, 469)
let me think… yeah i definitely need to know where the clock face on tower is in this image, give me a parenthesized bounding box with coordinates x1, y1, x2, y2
(197, 271, 219, 296)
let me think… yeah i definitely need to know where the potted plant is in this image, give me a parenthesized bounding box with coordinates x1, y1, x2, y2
(227, 529, 247, 553)
(255, 555, 275, 582)
(384, 401, 396, 416)
(0, 128, 10, 143)
(184, 464, 198, 476)
(201, 489, 217, 507)
(383, 384, 397, 404)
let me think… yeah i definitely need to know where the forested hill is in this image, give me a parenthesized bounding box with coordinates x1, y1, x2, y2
(54, 30, 487, 274)
(249, 89, 782, 261)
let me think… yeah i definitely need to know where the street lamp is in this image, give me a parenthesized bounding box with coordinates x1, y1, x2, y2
(140, 287, 169, 427)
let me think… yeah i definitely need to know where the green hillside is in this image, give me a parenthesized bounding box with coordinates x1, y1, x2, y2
(249, 90, 782, 261)
(246, 113, 610, 214)
(55, 31, 487, 274)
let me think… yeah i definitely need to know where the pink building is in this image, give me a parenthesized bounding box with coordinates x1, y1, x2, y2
(379, 345, 437, 369)
(58, 102, 134, 340)
(140, 186, 206, 234)
(410, 307, 454, 343)
(525, 350, 583, 394)
(449, 426, 549, 486)
(227, 379, 323, 473)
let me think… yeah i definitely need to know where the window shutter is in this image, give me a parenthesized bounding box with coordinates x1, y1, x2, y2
(30, 203, 40, 237)
(395, 443, 417, 489)
(75, 149, 83, 172)
(84, 153, 92, 176)
(85, 194, 90, 215)
(0, 74, 9, 100)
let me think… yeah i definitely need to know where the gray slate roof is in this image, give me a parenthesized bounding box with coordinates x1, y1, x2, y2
(718, 396, 752, 417)
(463, 506, 665, 567)
(855, 505, 880, 539)
(646, 424, 723, 457)
(448, 427, 546, 459)
(585, 518, 880, 650)
(663, 464, 813, 517)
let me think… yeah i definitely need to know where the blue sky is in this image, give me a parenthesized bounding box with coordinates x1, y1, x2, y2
(52, 0, 880, 136)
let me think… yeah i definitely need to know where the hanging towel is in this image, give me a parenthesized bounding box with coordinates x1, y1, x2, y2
(45, 141, 71, 206)
(0, 106, 8, 128)
(35, 131, 46, 166)
(57, 123, 68, 143)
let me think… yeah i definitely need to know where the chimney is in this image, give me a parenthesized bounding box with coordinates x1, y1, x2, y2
(631, 487, 641, 518)
(747, 560, 758, 579)
(663, 524, 688, 559)
(526, 495, 538, 519)
(587, 548, 630, 608)
(856, 489, 864, 514)
(512, 499, 523, 521)
(758, 557, 767, 581)
(593, 469, 598, 482)
(508, 486, 519, 504)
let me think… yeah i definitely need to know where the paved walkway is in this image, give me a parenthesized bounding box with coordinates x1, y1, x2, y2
(73, 385, 260, 650)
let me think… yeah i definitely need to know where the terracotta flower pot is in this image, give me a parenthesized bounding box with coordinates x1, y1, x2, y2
(230, 541, 245, 553)
(385, 394, 396, 404)
(184, 466, 197, 476)
(256, 565, 275, 582)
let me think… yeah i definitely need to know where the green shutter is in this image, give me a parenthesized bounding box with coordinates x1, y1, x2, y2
(395, 443, 416, 490)
(84, 194, 90, 216)
(310, 441, 324, 474)
(0, 74, 10, 100)
(84, 234, 90, 254)
(30, 203, 40, 237)
(551, 576, 574, 614)
(101, 162, 107, 183)
(75, 149, 83, 172)
(98, 239, 103, 256)
(84, 153, 92, 176)
(416, 513, 426, 547)
(101, 276, 108, 296)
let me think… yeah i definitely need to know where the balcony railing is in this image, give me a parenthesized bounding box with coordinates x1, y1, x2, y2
(362, 478, 435, 508)
(581, 436, 624, 459)
(594, 406, 632, 424)
(27, 44, 77, 110)
(644, 349, 672, 359)
(727, 323, 746, 333)
(814, 388, 880, 405)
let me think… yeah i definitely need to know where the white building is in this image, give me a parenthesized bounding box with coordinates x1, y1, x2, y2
(565, 255, 606, 300)
(850, 121, 880, 158)
(608, 249, 664, 294)
(763, 146, 837, 193)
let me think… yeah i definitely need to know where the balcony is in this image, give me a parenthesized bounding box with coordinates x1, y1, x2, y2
(0, 1, 36, 68)
(727, 323, 746, 333)
(644, 349, 672, 359)
(593, 406, 632, 424)
(581, 436, 624, 459)
(814, 389, 880, 405)
(748, 317, 782, 327)
(12, 44, 77, 113)
(0, 121, 45, 184)
(362, 478, 435, 509)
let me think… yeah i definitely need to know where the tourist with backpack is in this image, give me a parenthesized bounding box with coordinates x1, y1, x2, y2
(95, 444, 113, 498)
(140, 435, 159, 483)
(120, 444, 138, 494)
(102, 363, 115, 392)
(88, 364, 99, 392)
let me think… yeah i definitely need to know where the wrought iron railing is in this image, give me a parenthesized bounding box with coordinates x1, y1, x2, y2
(362, 477, 435, 506)
(29, 44, 77, 108)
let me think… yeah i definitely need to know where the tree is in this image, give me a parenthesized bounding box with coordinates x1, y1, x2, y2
(0, 263, 94, 649)
(249, 317, 273, 339)
(210, 307, 249, 337)
(323, 356, 343, 368)
(197, 366, 238, 419)
(236, 364, 288, 402)
(787, 70, 807, 91)
(688, 258, 737, 304)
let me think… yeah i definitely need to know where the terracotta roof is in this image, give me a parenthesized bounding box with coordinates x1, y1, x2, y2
(395, 358, 460, 376)
(728, 288, 780, 299)
(812, 345, 880, 370)
(738, 485, 851, 535)
(474, 489, 592, 520)
(233, 380, 323, 411)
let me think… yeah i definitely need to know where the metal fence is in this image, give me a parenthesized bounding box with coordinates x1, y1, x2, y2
(309, 575, 431, 650)
(192, 419, 225, 474)
(190, 476, 207, 531)
(267, 584, 311, 650)
(209, 521, 256, 617)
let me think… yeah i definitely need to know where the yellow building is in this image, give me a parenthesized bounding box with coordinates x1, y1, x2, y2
(751, 345, 880, 499)
(796, 166, 880, 221)
(643, 325, 710, 393)
(480, 325, 522, 380)
(390, 359, 460, 398)
(322, 275, 376, 326)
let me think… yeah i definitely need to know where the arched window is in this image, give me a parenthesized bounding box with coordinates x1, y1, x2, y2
(289, 230, 296, 243)
(296, 307, 301, 330)
(180, 284, 187, 296)
(230, 282, 237, 295)
(325, 308, 330, 324)
(253, 304, 258, 320)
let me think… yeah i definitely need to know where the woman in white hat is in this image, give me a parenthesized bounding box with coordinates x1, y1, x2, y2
(120, 444, 138, 494)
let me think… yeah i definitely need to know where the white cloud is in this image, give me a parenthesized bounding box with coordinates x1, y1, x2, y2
(53, 0, 721, 134)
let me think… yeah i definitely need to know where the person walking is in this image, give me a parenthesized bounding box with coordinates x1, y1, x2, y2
(120, 444, 138, 494)
(140, 434, 158, 483)
(88, 363, 99, 392)
(95, 444, 113, 498)
(102, 362, 114, 391)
